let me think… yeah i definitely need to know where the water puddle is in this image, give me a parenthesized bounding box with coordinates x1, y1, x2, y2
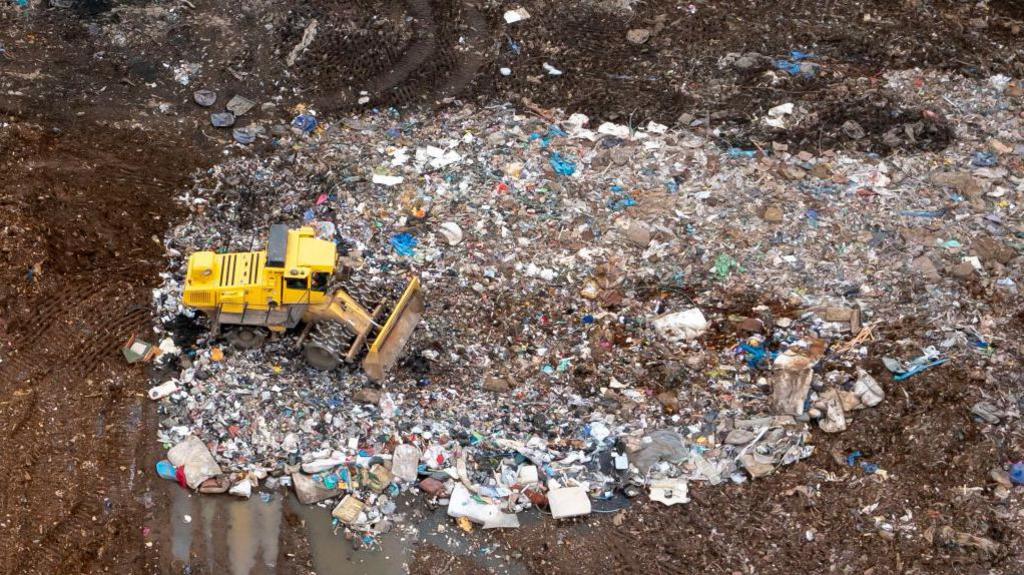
(169, 487, 193, 564)
(168, 485, 532, 574)
(227, 494, 281, 575)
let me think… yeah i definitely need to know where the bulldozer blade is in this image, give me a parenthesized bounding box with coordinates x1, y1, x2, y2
(363, 277, 424, 381)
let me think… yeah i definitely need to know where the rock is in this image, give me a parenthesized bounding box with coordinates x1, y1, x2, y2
(737, 317, 764, 333)
(483, 376, 511, 393)
(193, 89, 216, 107)
(353, 388, 382, 405)
(626, 29, 651, 45)
(734, 54, 761, 69)
(971, 401, 1002, 424)
(911, 255, 941, 282)
(724, 429, 756, 445)
(210, 112, 235, 128)
(610, 147, 632, 165)
(626, 220, 652, 247)
(684, 353, 706, 370)
(656, 391, 680, 413)
(292, 472, 342, 504)
(842, 120, 866, 140)
(229, 479, 253, 498)
(761, 205, 784, 223)
(853, 368, 884, 407)
(990, 468, 1013, 489)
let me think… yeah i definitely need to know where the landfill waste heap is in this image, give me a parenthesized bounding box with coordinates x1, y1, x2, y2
(144, 69, 1022, 548)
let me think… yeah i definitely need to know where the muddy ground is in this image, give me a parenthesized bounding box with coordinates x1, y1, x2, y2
(1, 0, 1023, 573)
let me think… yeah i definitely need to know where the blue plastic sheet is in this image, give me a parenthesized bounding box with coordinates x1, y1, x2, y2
(291, 114, 318, 134)
(390, 233, 417, 257)
(549, 152, 576, 176)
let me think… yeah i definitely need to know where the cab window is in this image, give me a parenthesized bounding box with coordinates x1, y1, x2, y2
(311, 272, 330, 292)
(285, 277, 307, 290)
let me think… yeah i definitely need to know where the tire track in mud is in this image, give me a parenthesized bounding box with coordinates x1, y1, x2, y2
(277, 0, 493, 112)
(0, 122, 206, 575)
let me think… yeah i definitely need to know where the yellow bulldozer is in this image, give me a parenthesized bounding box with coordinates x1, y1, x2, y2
(181, 224, 423, 381)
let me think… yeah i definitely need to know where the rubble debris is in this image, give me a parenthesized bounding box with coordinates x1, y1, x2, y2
(225, 95, 256, 117)
(192, 89, 216, 107)
(167, 436, 223, 490)
(651, 308, 708, 342)
(649, 478, 689, 506)
(143, 82, 1017, 547)
(547, 486, 591, 519)
(292, 472, 342, 505)
(332, 495, 365, 525)
(122, 336, 157, 364)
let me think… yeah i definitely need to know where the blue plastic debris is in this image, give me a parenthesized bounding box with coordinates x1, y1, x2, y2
(846, 451, 863, 467)
(156, 460, 178, 481)
(774, 51, 818, 77)
(898, 208, 947, 218)
(727, 148, 757, 159)
(861, 462, 879, 474)
(390, 233, 417, 257)
(608, 196, 637, 211)
(805, 209, 820, 227)
(774, 60, 803, 75)
(893, 358, 948, 381)
(971, 151, 997, 167)
(549, 152, 576, 176)
(291, 114, 318, 134)
(739, 340, 775, 370)
(1010, 462, 1024, 485)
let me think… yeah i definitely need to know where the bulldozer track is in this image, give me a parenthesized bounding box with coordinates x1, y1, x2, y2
(275, 0, 493, 112)
(0, 117, 205, 574)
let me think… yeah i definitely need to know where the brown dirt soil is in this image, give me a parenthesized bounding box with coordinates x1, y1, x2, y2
(270, 0, 1024, 152)
(0, 124, 197, 574)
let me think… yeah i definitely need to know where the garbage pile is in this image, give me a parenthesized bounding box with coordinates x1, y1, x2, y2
(147, 68, 1022, 544)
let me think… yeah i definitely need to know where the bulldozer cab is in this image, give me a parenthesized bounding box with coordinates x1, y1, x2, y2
(184, 225, 335, 315)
